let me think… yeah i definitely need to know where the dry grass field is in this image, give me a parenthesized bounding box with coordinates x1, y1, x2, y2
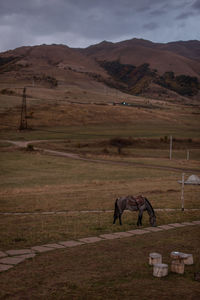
(0, 83, 200, 298)
(0, 227, 200, 299)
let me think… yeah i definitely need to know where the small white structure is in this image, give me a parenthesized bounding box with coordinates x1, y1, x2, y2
(153, 263, 168, 277)
(185, 175, 200, 185)
(170, 251, 193, 273)
(149, 253, 162, 265)
(181, 253, 193, 265)
(178, 174, 200, 185)
(178, 174, 200, 210)
(171, 260, 185, 274)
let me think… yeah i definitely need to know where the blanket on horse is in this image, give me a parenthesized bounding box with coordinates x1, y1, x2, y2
(126, 195, 145, 208)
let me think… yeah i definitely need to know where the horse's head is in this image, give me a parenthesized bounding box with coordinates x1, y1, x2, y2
(150, 215, 157, 227)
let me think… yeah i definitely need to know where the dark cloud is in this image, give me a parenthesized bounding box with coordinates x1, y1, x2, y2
(192, 0, 200, 10)
(176, 11, 195, 20)
(149, 9, 167, 16)
(143, 22, 158, 30)
(0, 0, 199, 52)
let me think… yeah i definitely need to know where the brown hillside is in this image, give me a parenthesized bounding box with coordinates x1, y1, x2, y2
(2, 44, 103, 73)
(159, 40, 200, 61)
(0, 44, 110, 95)
(0, 39, 200, 102)
(82, 38, 200, 78)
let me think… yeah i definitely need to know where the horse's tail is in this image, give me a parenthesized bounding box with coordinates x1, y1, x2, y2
(113, 198, 120, 224)
(114, 198, 119, 217)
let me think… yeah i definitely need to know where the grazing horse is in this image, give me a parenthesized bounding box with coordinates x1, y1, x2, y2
(113, 195, 156, 227)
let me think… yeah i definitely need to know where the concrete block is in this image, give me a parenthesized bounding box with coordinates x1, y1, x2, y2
(0, 251, 7, 258)
(171, 260, 184, 274)
(78, 237, 103, 243)
(153, 263, 168, 277)
(99, 233, 120, 240)
(6, 249, 34, 256)
(18, 253, 36, 259)
(158, 225, 174, 230)
(181, 222, 195, 226)
(0, 256, 27, 265)
(113, 232, 133, 238)
(192, 220, 200, 225)
(43, 243, 66, 249)
(59, 240, 84, 247)
(145, 227, 163, 232)
(31, 246, 55, 253)
(127, 229, 149, 235)
(168, 223, 185, 228)
(0, 264, 13, 272)
(181, 253, 193, 265)
(149, 253, 162, 265)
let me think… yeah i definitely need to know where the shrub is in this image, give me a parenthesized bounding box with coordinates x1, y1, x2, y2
(26, 144, 34, 151)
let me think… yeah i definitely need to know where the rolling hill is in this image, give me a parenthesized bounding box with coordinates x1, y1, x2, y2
(0, 38, 200, 101)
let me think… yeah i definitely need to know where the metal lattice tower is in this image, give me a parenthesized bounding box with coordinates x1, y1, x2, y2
(19, 87, 28, 130)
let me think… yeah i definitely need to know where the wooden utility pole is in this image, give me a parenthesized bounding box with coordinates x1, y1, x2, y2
(19, 87, 28, 130)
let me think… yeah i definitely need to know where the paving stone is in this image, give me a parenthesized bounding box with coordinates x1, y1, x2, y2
(158, 225, 174, 230)
(127, 229, 149, 235)
(99, 233, 120, 240)
(6, 249, 34, 256)
(113, 232, 134, 238)
(19, 253, 36, 259)
(0, 256, 27, 265)
(0, 251, 7, 258)
(78, 237, 103, 244)
(0, 264, 13, 272)
(59, 240, 85, 247)
(181, 222, 195, 226)
(145, 227, 163, 232)
(31, 246, 55, 253)
(43, 243, 66, 249)
(168, 223, 185, 228)
(192, 220, 200, 225)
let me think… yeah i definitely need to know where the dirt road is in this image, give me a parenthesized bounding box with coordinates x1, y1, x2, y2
(3, 140, 200, 174)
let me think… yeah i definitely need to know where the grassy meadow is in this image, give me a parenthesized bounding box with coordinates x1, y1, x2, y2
(0, 87, 200, 298)
(0, 143, 200, 250)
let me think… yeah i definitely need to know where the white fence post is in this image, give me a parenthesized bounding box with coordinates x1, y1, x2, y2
(169, 135, 172, 160)
(187, 150, 190, 161)
(181, 173, 185, 211)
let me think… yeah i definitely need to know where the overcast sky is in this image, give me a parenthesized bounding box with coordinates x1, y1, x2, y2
(0, 0, 199, 52)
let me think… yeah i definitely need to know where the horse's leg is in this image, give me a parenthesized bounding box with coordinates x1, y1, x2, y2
(137, 210, 143, 226)
(119, 213, 122, 225)
(113, 215, 118, 224)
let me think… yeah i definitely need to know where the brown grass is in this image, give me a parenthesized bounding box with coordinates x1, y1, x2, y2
(0, 150, 199, 251)
(0, 45, 200, 298)
(0, 226, 200, 299)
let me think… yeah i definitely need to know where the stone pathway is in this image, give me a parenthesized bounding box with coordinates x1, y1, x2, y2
(0, 220, 200, 273)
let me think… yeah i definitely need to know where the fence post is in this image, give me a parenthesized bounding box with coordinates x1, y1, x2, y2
(181, 173, 185, 211)
(187, 150, 190, 161)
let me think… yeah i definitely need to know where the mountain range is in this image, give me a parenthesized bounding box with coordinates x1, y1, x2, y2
(0, 38, 200, 100)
